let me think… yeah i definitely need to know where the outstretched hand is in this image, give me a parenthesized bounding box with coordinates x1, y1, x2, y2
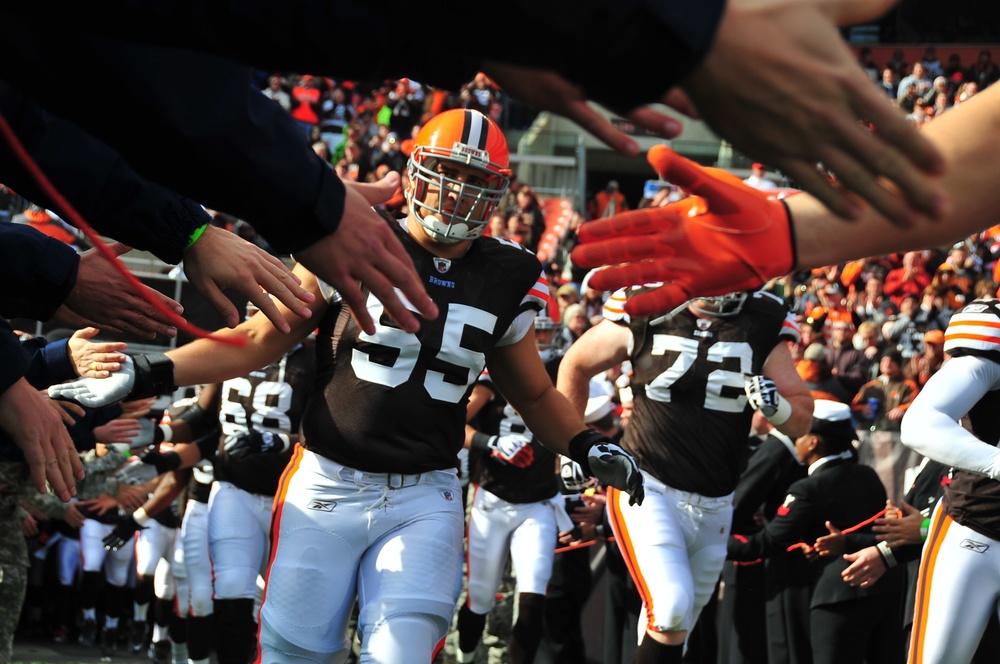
(480, 62, 684, 157)
(681, 0, 947, 226)
(183, 225, 316, 332)
(67, 326, 127, 378)
(64, 242, 183, 340)
(294, 172, 438, 335)
(572, 145, 795, 318)
(49, 355, 136, 407)
(0, 378, 83, 500)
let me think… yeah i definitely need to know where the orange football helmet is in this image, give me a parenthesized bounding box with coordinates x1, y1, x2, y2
(406, 109, 512, 244)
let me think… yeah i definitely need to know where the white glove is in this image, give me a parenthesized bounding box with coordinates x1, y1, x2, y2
(48, 356, 136, 407)
(490, 434, 535, 468)
(744, 375, 792, 425)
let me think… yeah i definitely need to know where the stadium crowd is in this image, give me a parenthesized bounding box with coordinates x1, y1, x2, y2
(5, 40, 1000, 664)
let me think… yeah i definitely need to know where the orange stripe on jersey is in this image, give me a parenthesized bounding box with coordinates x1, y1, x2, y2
(607, 487, 655, 630)
(257, 442, 306, 650)
(908, 506, 951, 664)
(949, 318, 1000, 330)
(945, 332, 1000, 345)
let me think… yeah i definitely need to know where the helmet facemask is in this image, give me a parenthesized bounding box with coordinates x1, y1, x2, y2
(688, 292, 749, 318)
(407, 152, 509, 244)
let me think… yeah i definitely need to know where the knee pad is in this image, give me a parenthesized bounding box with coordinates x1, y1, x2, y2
(359, 611, 446, 664)
(213, 565, 259, 600)
(258, 611, 350, 664)
(465, 576, 499, 615)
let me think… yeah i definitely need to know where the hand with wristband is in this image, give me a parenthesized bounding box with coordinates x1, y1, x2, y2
(744, 375, 792, 426)
(48, 352, 176, 407)
(182, 223, 318, 333)
(567, 429, 644, 506)
(570, 145, 796, 319)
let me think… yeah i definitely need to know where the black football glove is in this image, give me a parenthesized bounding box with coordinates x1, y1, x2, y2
(223, 429, 292, 460)
(567, 430, 644, 506)
(48, 353, 176, 407)
(139, 447, 182, 475)
(103, 516, 145, 552)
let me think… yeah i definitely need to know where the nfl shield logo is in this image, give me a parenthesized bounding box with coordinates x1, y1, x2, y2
(434, 258, 451, 274)
(441, 490, 454, 501)
(696, 319, 712, 331)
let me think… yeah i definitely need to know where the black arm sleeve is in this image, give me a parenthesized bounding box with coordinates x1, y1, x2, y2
(2, 31, 343, 256)
(0, 223, 78, 321)
(0, 79, 208, 264)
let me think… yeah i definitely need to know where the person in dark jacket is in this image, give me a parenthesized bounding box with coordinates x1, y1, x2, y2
(728, 400, 905, 664)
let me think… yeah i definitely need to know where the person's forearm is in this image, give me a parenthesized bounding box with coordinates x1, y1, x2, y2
(0, 224, 78, 321)
(791, 84, 1000, 270)
(0, 80, 206, 264)
(3, 1, 719, 114)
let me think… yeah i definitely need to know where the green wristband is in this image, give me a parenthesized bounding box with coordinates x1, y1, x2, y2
(920, 517, 930, 541)
(184, 223, 209, 250)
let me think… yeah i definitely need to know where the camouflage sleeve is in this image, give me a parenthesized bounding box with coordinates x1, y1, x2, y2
(0, 461, 70, 519)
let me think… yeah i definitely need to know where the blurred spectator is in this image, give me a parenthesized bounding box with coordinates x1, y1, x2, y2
(920, 46, 944, 78)
(578, 270, 607, 328)
(797, 342, 844, 402)
(386, 78, 422, 139)
(851, 273, 898, 327)
(743, 163, 777, 191)
(486, 212, 509, 240)
(319, 86, 355, 153)
(555, 283, 580, 322)
(897, 62, 932, 105)
(461, 72, 500, 120)
(261, 74, 291, 112)
(371, 132, 407, 176)
(855, 321, 885, 379)
(944, 52, 966, 84)
(968, 49, 1000, 89)
(312, 140, 331, 164)
(851, 348, 921, 502)
(561, 303, 590, 344)
(886, 48, 910, 77)
(954, 80, 979, 105)
(879, 67, 898, 100)
(904, 328, 945, 387)
(11, 205, 86, 249)
(594, 180, 629, 219)
(882, 292, 949, 361)
(884, 251, 932, 307)
(513, 186, 546, 250)
(289, 74, 322, 132)
(858, 47, 880, 83)
(827, 320, 873, 402)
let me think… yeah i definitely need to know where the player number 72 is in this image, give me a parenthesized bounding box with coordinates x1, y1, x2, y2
(645, 335, 752, 413)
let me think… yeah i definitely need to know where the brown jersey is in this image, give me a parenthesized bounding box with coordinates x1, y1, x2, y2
(214, 341, 316, 496)
(613, 289, 797, 497)
(301, 222, 547, 473)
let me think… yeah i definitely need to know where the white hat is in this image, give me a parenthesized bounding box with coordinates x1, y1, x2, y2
(585, 395, 615, 423)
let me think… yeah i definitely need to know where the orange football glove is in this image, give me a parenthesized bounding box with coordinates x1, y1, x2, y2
(571, 145, 797, 318)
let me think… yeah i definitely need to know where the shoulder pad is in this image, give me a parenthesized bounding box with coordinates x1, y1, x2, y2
(944, 298, 1000, 356)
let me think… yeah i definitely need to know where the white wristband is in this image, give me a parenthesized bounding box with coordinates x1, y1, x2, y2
(876, 540, 897, 568)
(766, 397, 793, 426)
(132, 507, 151, 526)
(159, 424, 173, 443)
